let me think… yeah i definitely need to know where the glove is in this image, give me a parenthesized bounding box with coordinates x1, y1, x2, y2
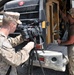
(23, 42, 34, 53)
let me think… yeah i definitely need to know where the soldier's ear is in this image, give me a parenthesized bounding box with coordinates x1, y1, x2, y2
(8, 22, 14, 29)
(9, 21, 15, 26)
(9, 22, 13, 26)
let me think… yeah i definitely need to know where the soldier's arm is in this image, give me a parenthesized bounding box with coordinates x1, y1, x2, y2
(8, 34, 26, 47)
(0, 42, 34, 66)
(59, 36, 74, 45)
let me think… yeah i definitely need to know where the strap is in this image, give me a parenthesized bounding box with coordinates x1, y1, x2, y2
(6, 66, 12, 75)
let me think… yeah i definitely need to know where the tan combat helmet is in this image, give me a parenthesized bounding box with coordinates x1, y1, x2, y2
(3, 11, 22, 25)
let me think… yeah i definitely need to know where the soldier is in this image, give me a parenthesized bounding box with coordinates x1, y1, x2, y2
(0, 11, 34, 75)
(57, 8, 74, 75)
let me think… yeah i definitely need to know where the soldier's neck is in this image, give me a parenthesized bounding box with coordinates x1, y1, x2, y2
(0, 27, 10, 37)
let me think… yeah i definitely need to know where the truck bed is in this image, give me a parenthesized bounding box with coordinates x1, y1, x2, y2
(17, 43, 69, 75)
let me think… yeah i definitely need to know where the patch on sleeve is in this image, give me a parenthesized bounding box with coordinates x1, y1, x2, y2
(2, 40, 12, 49)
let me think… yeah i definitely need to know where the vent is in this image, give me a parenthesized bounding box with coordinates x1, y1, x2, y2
(4, 0, 39, 24)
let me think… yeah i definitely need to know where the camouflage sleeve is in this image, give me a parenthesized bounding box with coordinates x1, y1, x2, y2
(0, 40, 34, 66)
(8, 34, 26, 47)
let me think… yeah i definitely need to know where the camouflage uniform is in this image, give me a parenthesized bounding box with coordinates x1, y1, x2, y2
(0, 32, 31, 75)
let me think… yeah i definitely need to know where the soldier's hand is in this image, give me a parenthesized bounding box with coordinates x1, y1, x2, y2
(23, 42, 34, 53)
(57, 39, 62, 44)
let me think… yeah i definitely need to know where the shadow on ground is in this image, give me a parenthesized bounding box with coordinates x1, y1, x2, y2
(17, 65, 69, 75)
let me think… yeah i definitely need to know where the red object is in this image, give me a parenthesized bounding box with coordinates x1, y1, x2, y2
(36, 44, 42, 49)
(39, 57, 44, 61)
(18, 1, 24, 6)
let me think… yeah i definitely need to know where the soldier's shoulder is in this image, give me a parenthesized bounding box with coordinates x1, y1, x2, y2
(2, 39, 12, 49)
(0, 33, 12, 48)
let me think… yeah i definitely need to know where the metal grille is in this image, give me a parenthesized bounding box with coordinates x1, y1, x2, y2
(4, 0, 39, 36)
(4, 0, 39, 24)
